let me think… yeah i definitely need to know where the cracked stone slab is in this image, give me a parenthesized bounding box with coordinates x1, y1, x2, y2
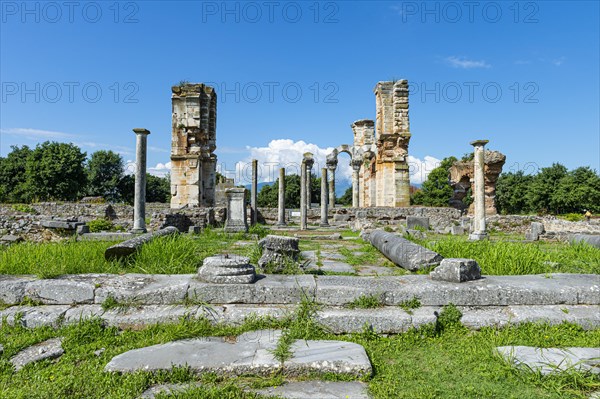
(253, 381, 371, 399)
(285, 339, 372, 377)
(0, 305, 70, 328)
(139, 383, 202, 398)
(188, 275, 316, 304)
(221, 304, 294, 325)
(95, 274, 192, 305)
(320, 251, 345, 261)
(460, 307, 512, 329)
(496, 346, 600, 375)
(103, 305, 223, 329)
(105, 330, 371, 378)
(0, 275, 37, 304)
(316, 307, 412, 334)
(24, 278, 95, 305)
(10, 338, 64, 371)
(507, 305, 600, 329)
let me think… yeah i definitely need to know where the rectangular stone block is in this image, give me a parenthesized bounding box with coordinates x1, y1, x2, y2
(25, 279, 96, 304)
(95, 274, 192, 305)
(0, 276, 36, 304)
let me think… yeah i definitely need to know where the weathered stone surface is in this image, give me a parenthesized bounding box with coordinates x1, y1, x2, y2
(525, 231, 539, 241)
(188, 275, 316, 304)
(317, 261, 355, 274)
(253, 381, 371, 399)
(105, 226, 179, 260)
(364, 230, 443, 271)
(198, 255, 256, 284)
(530, 222, 545, 236)
(76, 225, 90, 235)
(569, 234, 600, 249)
(140, 383, 202, 398)
(316, 307, 412, 334)
(188, 226, 202, 234)
(507, 305, 600, 329)
(286, 339, 371, 377)
(24, 278, 95, 304)
(105, 330, 371, 377)
(10, 338, 64, 371)
(258, 235, 300, 272)
(79, 232, 135, 241)
(406, 216, 429, 230)
(0, 305, 70, 328)
(224, 188, 248, 233)
(496, 346, 600, 375)
(0, 275, 36, 304)
(103, 305, 222, 328)
(95, 274, 191, 305)
(430, 258, 482, 283)
(0, 234, 23, 243)
(42, 220, 84, 230)
(451, 226, 465, 235)
(221, 304, 293, 325)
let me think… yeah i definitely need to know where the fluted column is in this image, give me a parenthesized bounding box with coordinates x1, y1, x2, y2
(469, 139, 489, 241)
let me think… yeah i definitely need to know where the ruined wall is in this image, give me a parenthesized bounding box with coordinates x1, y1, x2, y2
(170, 83, 217, 209)
(448, 150, 506, 215)
(371, 80, 411, 207)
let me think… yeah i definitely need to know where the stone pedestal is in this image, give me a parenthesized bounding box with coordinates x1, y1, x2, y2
(198, 255, 256, 284)
(469, 140, 489, 241)
(132, 128, 150, 233)
(277, 167, 286, 226)
(320, 168, 329, 227)
(224, 188, 248, 233)
(258, 235, 300, 272)
(251, 159, 258, 225)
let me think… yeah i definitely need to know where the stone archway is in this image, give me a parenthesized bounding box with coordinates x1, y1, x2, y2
(326, 145, 362, 207)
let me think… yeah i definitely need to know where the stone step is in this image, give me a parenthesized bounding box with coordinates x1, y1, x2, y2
(1, 273, 598, 307)
(2, 304, 598, 332)
(104, 330, 372, 378)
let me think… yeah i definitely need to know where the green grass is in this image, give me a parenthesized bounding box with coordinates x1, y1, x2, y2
(0, 309, 598, 398)
(347, 294, 385, 309)
(338, 243, 383, 266)
(398, 297, 421, 314)
(412, 236, 600, 275)
(0, 229, 243, 278)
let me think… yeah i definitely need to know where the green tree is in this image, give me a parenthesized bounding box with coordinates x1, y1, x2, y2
(0, 145, 33, 203)
(496, 171, 534, 214)
(526, 163, 568, 214)
(86, 150, 124, 201)
(411, 157, 457, 207)
(117, 173, 171, 204)
(337, 186, 353, 206)
(257, 174, 303, 208)
(552, 167, 600, 214)
(24, 142, 87, 201)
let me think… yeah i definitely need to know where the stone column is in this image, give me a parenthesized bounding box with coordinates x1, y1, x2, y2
(395, 163, 411, 207)
(469, 140, 489, 241)
(250, 159, 258, 225)
(327, 161, 337, 208)
(300, 159, 308, 230)
(277, 167, 286, 226)
(304, 153, 314, 209)
(351, 159, 361, 208)
(132, 128, 150, 233)
(224, 188, 248, 233)
(320, 168, 329, 227)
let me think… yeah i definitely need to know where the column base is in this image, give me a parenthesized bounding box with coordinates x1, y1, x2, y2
(275, 222, 287, 227)
(468, 232, 488, 241)
(319, 222, 330, 227)
(131, 228, 147, 234)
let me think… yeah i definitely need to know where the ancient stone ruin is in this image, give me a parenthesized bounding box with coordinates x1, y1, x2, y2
(327, 80, 411, 208)
(170, 83, 218, 209)
(449, 150, 506, 215)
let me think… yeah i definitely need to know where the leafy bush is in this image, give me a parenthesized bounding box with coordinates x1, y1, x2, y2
(560, 213, 584, 222)
(11, 204, 38, 214)
(88, 218, 116, 232)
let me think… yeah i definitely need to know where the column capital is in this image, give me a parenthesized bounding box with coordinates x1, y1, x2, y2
(470, 139, 488, 147)
(133, 128, 151, 135)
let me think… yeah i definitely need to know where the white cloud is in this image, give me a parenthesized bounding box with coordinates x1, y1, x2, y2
(551, 56, 565, 66)
(124, 161, 171, 177)
(0, 128, 77, 140)
(445, 56, 491, 69)
(230, 138, 440, 186)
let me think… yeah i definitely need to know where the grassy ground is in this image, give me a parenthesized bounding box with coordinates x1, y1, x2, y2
(412, 235, 600, 275)
(0, 228, 258, 278)
(0, 302, 598, 399)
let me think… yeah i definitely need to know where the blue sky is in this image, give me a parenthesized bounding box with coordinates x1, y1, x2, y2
(1, 1, 598, 185)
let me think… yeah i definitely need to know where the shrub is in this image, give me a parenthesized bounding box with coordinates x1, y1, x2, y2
(11, 204, 38, 214)
(88, 218, 116, 232)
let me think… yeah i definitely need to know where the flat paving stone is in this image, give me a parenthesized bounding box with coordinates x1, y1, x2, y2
(10, 338, 64, 371)
(496, 346, 600, 375)
(356, 265, 399, 276)
(317, 307, 412, 334)
(0, 305, 70, 328)
(253, 381, 371, 399)
(319, 261, 355, 274)
(320, 251, 345, 261)
(139, 383, 202, 398)
(95, 274, 191, 305)
(105, 330, 371, 377)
